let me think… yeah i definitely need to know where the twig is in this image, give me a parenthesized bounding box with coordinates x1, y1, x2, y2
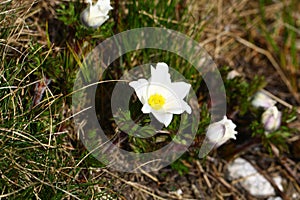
(270, 144, 300, 187)
(261, 89, 300, 114)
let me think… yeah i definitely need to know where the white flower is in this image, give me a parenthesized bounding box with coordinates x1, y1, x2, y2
(261, 106, 282, 133)
(226, 70, 241, 80)
(206, 116, 238, 147)
(80, 0, 113, 28)
(129, 62, 192, 127)
(251, 91, 276, 109)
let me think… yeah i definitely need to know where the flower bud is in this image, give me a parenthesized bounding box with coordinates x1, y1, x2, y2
(80, 0, 113, 28)
(251, 91, 276, 109)
(226, 70, 241, 80)
(261, 106, 282, 133)
(206, 116, 238, 147)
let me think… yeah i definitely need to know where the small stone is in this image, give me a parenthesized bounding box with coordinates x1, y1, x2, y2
(292, 192, 300, 199)
(267, 197, 282, 200)
(226, 158, 278, 197)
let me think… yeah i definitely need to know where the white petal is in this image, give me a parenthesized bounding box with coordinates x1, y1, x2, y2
(206, 123, 225, 143)
(164, 99, 191, 114)
(226, 70, 241, 80)
(164, 106, 185, 114)
(81, 0, 112, 28)
(163, 96, 183, 113)
(223, 117, 237, 140)
(252, 91, 276, 109)
(206, 116, 238, 147)
(89, 4, 107, 17)
(141, 103, 151, 113)
(151, 111, 173, 127)
(169, 82, 191, 99)
(147, 84, 172, 97)
(262, 106, 281, 132)
(182, 101, 192, 114)
(149, 63, 171, 85)
(129, 79, 149, 104)
(86, 0, 112, 19)
(87, 0, 93, 6)
(96, 0, 113, 11)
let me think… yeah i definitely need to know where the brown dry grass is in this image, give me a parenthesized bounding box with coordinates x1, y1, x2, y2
(187, 0, 300, 105)
(1, 0, 299, 199)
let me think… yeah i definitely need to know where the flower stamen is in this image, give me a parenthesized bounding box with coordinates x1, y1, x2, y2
(148, 94, 165, 110)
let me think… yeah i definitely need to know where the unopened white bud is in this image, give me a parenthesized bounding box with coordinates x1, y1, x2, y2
(80, 0, 113, 28)
(251, 91, 276, 109)
(206, 116, 238, 147)
(262, 106, 282, 134)
(226, 70, 241, 80)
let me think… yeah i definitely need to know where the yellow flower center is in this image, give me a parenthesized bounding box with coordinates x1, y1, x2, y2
(148, 93, 165, 110)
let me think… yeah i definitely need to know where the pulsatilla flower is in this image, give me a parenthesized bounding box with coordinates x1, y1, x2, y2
(261, 106, 282, 134)
(129, 63, 192, 127)
(80, 0, 113, 28)
(206, 116, 238, 147)
(251, 91, 276, 109)
(226, 70, 241, 80)
(251, 91, 282, 134)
